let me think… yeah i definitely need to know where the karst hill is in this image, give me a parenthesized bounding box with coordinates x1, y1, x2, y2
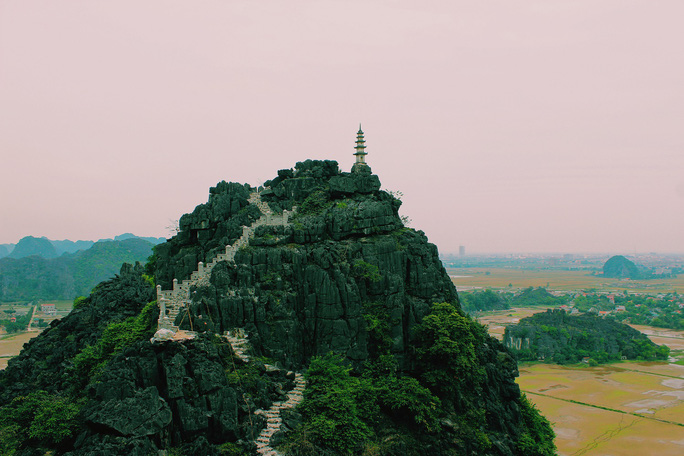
(0, 152, 555, 455)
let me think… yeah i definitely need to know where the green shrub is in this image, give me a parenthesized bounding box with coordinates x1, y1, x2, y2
(72, 296, 88, 310)
(371, 374, 441, 432)
(517, 394, 556, 456)
(297, 353, 373, 454)
(71, 300, 158, 387)
(413, 302, 486, 400)
(362, 302, 393, 355)
(218, 441, 249, 455)
(0, 390, 85, 452)
(298, 190, 332, 216)
(352, 260, 381, 282)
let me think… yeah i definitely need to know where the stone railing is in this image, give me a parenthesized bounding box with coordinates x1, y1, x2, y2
(255, 372, 306, 456)
(154, 191, 291, 335)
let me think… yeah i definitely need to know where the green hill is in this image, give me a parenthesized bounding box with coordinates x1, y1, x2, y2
(603, 255, 641, 279)
(0, 238, 154, 301)
(7, 236, 58, 259)
(504, 309, 669, 364)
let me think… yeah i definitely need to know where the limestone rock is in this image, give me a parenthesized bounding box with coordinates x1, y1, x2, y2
(84, 386, 172, 437)
(150, 327, 175, 342)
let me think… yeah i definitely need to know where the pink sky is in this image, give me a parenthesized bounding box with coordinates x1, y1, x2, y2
(1, 1, 683, 253)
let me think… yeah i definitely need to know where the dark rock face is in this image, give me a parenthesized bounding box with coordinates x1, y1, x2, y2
(152, 160, 455, 370)
(0, 159, 553, 455)
(69, 338, 241, 455)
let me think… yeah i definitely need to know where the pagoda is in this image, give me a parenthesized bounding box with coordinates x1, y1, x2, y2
(352, 125, 368, 172)
(354, 125, 367, 164)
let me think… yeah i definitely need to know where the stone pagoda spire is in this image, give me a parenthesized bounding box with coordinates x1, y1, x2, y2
(354, 124, 367, 166)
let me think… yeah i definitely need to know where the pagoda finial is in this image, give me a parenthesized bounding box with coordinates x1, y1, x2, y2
(354, 124, 367, 165)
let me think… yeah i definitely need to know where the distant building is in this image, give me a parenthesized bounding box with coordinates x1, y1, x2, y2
(41, 303, 56, 315)
(459, 245, 466, 257)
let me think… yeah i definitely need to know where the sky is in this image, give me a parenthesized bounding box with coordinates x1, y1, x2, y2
(1, 1, 683, 254)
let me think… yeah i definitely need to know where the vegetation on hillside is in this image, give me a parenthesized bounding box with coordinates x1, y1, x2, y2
(504, 309, 669, 365)
(0, 238, 154, 302)
(461, 286, 564, 312)
(284, 302, 555, 456)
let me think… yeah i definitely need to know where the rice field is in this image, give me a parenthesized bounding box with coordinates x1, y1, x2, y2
(0, 331, 38, 370)
(481, 309, 684, 455)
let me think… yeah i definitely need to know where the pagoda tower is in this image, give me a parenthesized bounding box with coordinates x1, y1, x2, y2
(354, 125, 367, 166)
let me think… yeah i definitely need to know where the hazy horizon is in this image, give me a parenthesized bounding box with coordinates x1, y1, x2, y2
(2, 1, 683, 254)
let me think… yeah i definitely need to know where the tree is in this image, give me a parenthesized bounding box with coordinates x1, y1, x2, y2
(413, 302, 485, 402)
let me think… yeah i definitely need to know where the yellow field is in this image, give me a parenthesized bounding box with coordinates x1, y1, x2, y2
(0, 331, 40, 370)
(520, 362, 684, 456)
(480, 309, 684, 455)
(448, 267, 684, 294)
(476, 307, 546, 340)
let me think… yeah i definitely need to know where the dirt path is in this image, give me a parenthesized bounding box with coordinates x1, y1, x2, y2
(26, 302, 38, 332)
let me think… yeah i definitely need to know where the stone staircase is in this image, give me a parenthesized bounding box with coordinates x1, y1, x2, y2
(223, 327, 306, 456)
(255, 372, 306, 456)
(224, 328, 251, 362)
(154, 190, 292, 337)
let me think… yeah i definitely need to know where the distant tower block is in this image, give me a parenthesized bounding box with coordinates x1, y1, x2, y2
(459, 245, 466, 257)
(354, 124, 367, 166)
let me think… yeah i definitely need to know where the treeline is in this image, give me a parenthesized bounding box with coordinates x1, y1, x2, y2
(0, 238, 154, 302)
(461, 286, 564, 312)
(0, 312, 32, 333)
(504, 309, 669, 365)
(571, 292, 684, 330)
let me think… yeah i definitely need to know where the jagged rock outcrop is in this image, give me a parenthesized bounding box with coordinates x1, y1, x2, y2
(149, 161, 455, 372)
(0, 159, 556, 456)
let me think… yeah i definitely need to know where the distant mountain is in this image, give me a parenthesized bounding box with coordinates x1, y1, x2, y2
(1, 234, 164, 260)
(0, 238, 154, 301)
(113, 233, 165, 244)
(7, 236, 58, 259)
(50, 239, 95, 256)
(602, 255, 650, 279)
